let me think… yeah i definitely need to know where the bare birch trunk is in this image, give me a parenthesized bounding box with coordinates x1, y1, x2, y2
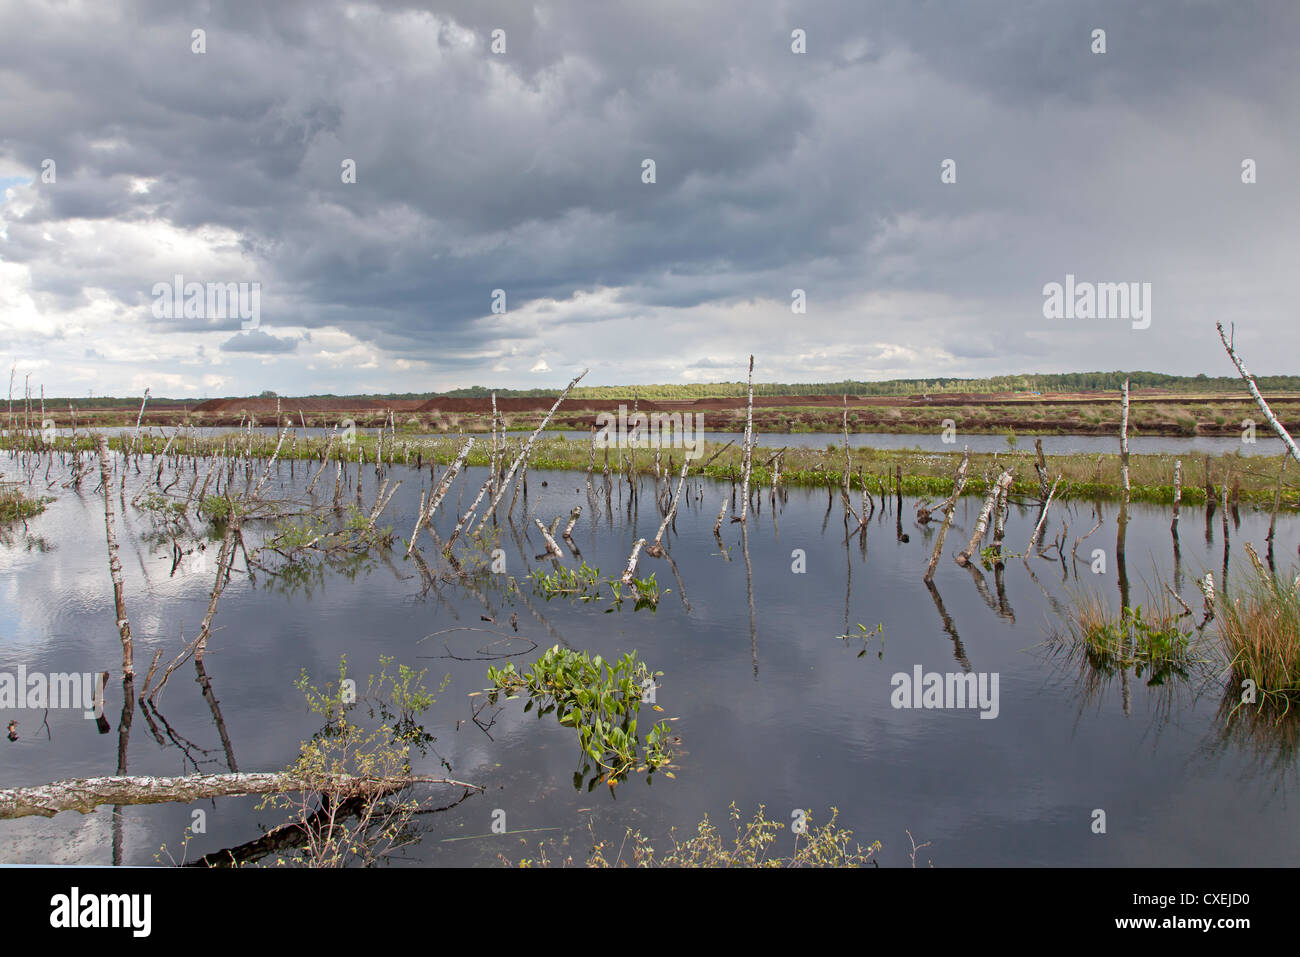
(621, 538, 648, 585)
(1218, 322, 1300, 464)
(533, 518, 564, 559)
(923, 448, 968, 583)
(0, 771, 482, 820)
(305, 432, 337, 495)
(1034, 439, 1049, 502)
(406, 437, 474, 557)
(562, 506, 582, 540)
(474, 369, 588, 535)
(445, 476, 492, 554)
(957, 469, 1013, 565)
(647, 459, 689, 556)
(1028, 475, 1062, 552)
(1171, 459, 1182, 533)
(1120, 379, 1131, 494)
(714, 496, 729, 535)
(739, 355, 754, 524)
(96, 436, 134, 678)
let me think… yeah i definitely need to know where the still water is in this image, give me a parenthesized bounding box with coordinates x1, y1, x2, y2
(33, 425, 1285, 457)
(0, 450, 1296, 866)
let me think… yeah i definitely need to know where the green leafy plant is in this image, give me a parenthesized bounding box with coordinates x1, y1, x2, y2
(529, 563, 661, 611)
(480, 645, 674, 789)
(254, 656, 451, 867)
(1059, 592, 1199, 686)
(836, 622, 885, 658)
(529, 561, 602, 600)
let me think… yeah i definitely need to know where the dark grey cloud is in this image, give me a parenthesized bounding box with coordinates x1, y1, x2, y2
(1, 0, 1297, 396)
(220, 329, 299, 354)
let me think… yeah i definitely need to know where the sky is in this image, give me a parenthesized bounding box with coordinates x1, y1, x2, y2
(1, 0, 1297, 398)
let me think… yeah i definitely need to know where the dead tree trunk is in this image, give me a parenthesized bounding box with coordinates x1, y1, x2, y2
(1218, 321, 1300, 464)
(646, 459, 689, 557)
(1028, 475, 1062, 552)
(0, 771, 481, 820)
(474, 369, 589, 535)
(739, 355, 755, 524)
(96, 436, 134, 678)
(1034, 439, 1049, 503)
(533, 518, 564, 559)
(1120, 378, 1131, 494)
(1170, 458, 1182, 541)
(923, 448, 969, 583)
(957, 469, 1013, 566)
(407, 437, 474, 557)
(620, 538, 649, 585)
(1268, 454, 1287, 542)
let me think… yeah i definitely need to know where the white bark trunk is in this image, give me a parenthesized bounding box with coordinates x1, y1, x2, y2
(0, 771, 482, 820)
(739, 356, 754, 523)
(958, 469, 1014, 565)
(1217, 322, 1300, 464)
(474, 369, 588, 535)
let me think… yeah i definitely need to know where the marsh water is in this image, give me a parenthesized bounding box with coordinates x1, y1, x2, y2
(1, 447, 1297, 866)
(38, 425, 1287, 457)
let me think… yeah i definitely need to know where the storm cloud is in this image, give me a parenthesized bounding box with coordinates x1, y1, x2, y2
(1, 0, 1296, 396)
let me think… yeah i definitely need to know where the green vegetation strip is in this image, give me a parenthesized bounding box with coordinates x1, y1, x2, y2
(7, 432, 1297, 506)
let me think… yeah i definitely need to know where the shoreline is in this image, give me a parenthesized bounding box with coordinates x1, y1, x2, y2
(3, 431, 1294, 508)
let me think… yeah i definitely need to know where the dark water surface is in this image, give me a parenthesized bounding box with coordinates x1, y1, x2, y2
(1, 449, 1297, 866)
(36, 425, 1286, 457)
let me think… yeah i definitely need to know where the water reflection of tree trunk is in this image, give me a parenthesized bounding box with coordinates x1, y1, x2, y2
(187, 788, 478, 868)
(1116, 499, 1131, 718)
(1205, 461, 1216, 546)
(963, 561, 1013, 623)
(662, 548, 692, 613)
(1220, 486, 1231, 596)
(742, 523, 758, 679)
(993, 562, 1015, 621)
(924, 580, 971, 673)
(195, 658, 238, 773)
(843, 535, 852, 641)
(113, 675, 135, 866)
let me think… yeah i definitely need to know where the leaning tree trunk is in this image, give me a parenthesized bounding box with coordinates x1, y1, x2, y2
(957, 469, 1013, 566)
(924, 448, 969, 583)
(1217, 321, 1300, 464)
(473, 369, 589, 536)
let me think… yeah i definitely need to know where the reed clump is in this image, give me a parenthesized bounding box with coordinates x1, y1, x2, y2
(0, 483, 45, 522)
(1057, 590, 1199, 684)
(1217, 562, 1300, 702)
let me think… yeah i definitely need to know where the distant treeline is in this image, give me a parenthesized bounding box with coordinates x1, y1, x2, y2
(32, 371, 1300, 405)
(438, 371, 1300, 399)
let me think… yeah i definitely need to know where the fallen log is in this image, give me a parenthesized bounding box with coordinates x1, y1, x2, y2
(0, 771, 482, 820)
